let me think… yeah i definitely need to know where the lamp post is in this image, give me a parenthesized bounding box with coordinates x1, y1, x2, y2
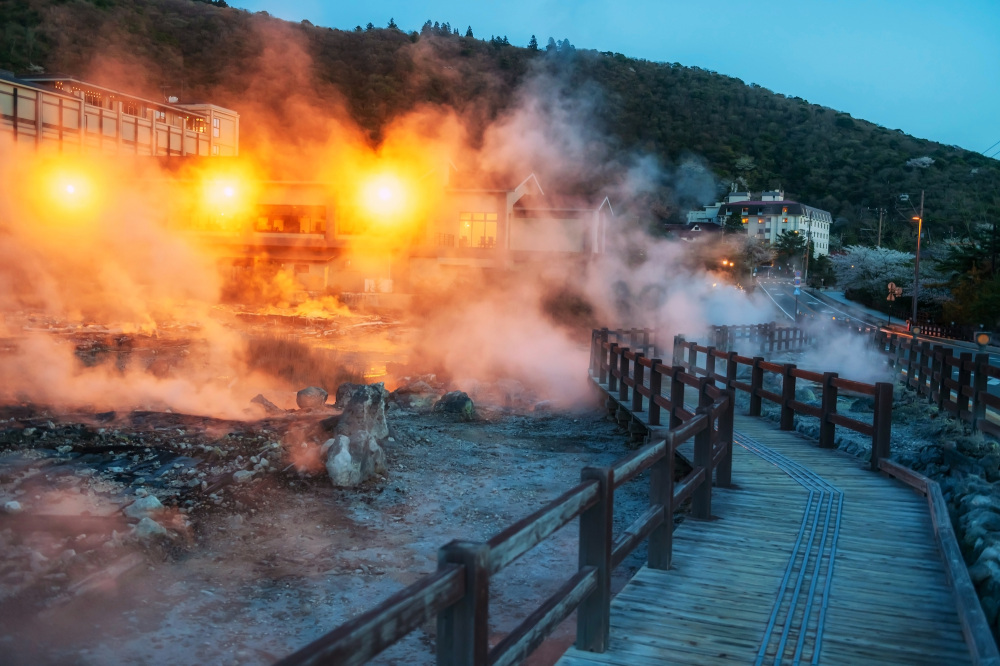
(911, 190, 924, 326)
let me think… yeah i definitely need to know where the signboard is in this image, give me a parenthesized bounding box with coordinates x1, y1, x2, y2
(793, 270, 801, 287)
(794, 287, 801, 296)
(886, 282, 903, 302)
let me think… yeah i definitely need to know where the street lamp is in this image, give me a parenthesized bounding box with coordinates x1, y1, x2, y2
(911, 190, 925, 327)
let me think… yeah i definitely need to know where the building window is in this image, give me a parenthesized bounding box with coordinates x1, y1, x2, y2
(153, 110, 166, 122)
(782, 207, 788, 214)
(211, 145, 219, 155)
(254, 205, 327, 234)
(186, 116, 207, 133)
(436, 233, 455, 247)
(742, 217, 748, 224)
(459, 212, 498, 248)
(783, 217, 788, 223)
(212, 117, 220, 137)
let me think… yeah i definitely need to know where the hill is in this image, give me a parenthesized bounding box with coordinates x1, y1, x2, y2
(2, 0, 999, 248)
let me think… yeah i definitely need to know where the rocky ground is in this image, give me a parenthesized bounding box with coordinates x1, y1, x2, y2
(0, 380, 652, 665)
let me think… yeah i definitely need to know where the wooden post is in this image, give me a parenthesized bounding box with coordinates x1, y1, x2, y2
(669, 366, 686, 428)
(692, 379, 713, 519)
(768, 322, 777, 353)
(726, 351, 739, 390)
(618, 348, 630, 402)
(589, 329, 598, 377)
(957, 352, 972, 419)
(705, 346, 717, 383)
(598, 329, 609, 384)
(632, 353, 645, 412)
(641, 329, 650, 357)
(871, 382, 894, 471)
(716, 388, 735, 488)
(607, 343, 619, 393)
(780, 364, 797, 431)
(749, 357, 764, 417)
(648, 436, 674, 570)
(891, 334, 902, 370)
(937, 347, 953, 409)
(576, 466, 614, 653)
(437, 541, 490, 666)
(917, 341, 931, 396)
(687, 345, 697, 374)
(648, 360, 663, 426)
(906, 338, 918, 388)
(972, 353, 990, 432)
(819, 372, 838, 448)
(672, 335, 685, 366)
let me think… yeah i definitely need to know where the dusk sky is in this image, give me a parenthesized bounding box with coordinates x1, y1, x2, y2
(235, 1, 1000, 157)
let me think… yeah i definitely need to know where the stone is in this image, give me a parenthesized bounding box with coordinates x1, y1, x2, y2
(133, 517, 168, 539)
(334, 383, 365, 409)
(323, 383, 391, 487)
(794, 388, 816, 403)
(123, 495, 164, 520)
(296, 386, 329, 410)
(849, 397, 875, 413)
(250, 394, 283, 415)
(233, 470, 255, 484)
(434, 391, 475, 420)
(391, 381, 439, 411)
(3, 501, 22, 514)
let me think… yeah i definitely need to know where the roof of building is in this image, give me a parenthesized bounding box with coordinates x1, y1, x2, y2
(19, 75, 215, 119)
(718, 200, 831, 218)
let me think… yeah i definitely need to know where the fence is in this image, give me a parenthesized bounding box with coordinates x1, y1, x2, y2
(664, 332, 894, 470)
(875, 331, 1000, 439)
(709, 322, 813, 353)
(276, 341, 734, 666)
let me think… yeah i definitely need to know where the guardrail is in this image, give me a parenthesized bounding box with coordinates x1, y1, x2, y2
(875, 331, 1000, 439)
(667, 333, 894, 469)
(276, 342, 733, 666)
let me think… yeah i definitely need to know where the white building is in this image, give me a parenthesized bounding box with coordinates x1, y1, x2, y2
(716, 189, 832, 256)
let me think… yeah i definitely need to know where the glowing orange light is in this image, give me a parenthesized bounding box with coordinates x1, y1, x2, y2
(224, 186, 235, 198)
(360, 173, 409, 221)
(66, 184, 76, 194)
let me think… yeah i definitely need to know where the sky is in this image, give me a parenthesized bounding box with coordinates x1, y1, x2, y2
(233, 0, 1000, 156)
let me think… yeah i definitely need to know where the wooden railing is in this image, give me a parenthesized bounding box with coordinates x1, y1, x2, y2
(875, 331, 1000, 439)
(668, 333, 894, 469)
(709, 322, 813, 353)
(276, 343, 733, 666)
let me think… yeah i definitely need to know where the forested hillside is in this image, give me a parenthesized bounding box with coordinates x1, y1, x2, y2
(2, 0, 998, 250)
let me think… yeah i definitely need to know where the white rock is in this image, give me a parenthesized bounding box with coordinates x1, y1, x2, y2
(233, 470, 255, 484)
(133, 517, 169, 539)
(3, 501, 22, 514)
(124, 495, 164, 519)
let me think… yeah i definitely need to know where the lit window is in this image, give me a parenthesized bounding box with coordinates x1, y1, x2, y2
(154, 110, 166, 122)
(459, 212, 498, 248)
(742, 217, 748, 224)
(783, 217, 788, 223)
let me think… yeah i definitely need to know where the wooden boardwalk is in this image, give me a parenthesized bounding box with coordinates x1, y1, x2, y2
(558, 412, 971, 666)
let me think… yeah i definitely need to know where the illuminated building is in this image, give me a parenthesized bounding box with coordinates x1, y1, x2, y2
(0, 72, 238, 156)
(697, 189, 832, 256)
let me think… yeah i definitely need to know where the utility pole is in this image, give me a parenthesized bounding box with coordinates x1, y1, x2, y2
(877, 208, 884, 248)
(911, 190, 924, 326)
(803, 229, 811, 285)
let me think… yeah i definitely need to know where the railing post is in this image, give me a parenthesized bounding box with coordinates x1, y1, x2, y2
(632, 353, 645, 412)
(972, 353, 990, 432)
(717, 388, 735, 488)
(607, 343, 619, 393)
(648, 435, 674, 571)
(749, 357, 764, 417)
(597, 329, 609, 384)
(687, 345, 697, 374)
(672, 335, 685, 366)
(768, 322, 776, 353)
(705, 347, 716, 383)
(576, 466, 614, 653)
(780, 364, 797, 430)
(648, 359, 663, 426)
(589, 329, 598, 377)
(692, 378, 713, 519)
(918, 341, 932, 397)
(618, 348, 630, 402)
(905, 338, 918, 388)
(725, 351, 738, 390)
(641, 329, 651, 357)
(870, 382, 894, 471)
(819, 372, 838, 448)
(669, 366, 686, 428)
(437, 541, 490, 666)
(957, 352, 972, 419)
(891, 334, 902, 370)
(936, 347, 953, 409)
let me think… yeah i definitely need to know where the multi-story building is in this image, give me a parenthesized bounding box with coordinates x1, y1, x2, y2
(0, 72, 238, 156)
(714, 189, 832, 256)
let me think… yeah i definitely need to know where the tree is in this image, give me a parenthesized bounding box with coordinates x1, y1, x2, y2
(365, 22, 374, 31)
(829, 245, 913, 295)
(387, 18, 398, 30)
(722, 211, 744, 235)
(773, 230, 807, 269)
(528, 35, 538, 51)
(465, 26, 473, 38)
(546, 37, 556, 52)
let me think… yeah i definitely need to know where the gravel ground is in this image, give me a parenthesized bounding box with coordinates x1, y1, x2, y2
(0, 393, 652, 665)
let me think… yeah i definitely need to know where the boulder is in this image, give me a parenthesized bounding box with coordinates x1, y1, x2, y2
(296, 386, 328, 410)
(849, 396, 875, 413)
(434, 391, 475, 420)
(794, 388, 817, 403)
(133, 517, 169, 540)
(123, 494, 164, 520)
(323, 383, 390, 487)
(391, 380, 439, 411)
(334, 383, 365, 409)
(250, 394, 283, 415)
(3, 500, 22, 513)
(233, 470, 255, 484)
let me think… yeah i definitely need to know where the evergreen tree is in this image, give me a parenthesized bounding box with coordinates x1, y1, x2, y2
(546, 37, 556, 51)
(528, 35, 538, 50)
(387, 18, 398, 30)
(365, 22, 374, 31)
(465, 26, 473, 37)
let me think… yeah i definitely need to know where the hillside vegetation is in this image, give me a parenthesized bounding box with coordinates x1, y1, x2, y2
(2, 0, 998, 289)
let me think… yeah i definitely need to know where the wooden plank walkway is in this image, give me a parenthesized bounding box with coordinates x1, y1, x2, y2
(558, 412, 971, 666)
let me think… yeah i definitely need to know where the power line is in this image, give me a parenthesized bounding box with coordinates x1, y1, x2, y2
(983, 137, 1000, 155)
